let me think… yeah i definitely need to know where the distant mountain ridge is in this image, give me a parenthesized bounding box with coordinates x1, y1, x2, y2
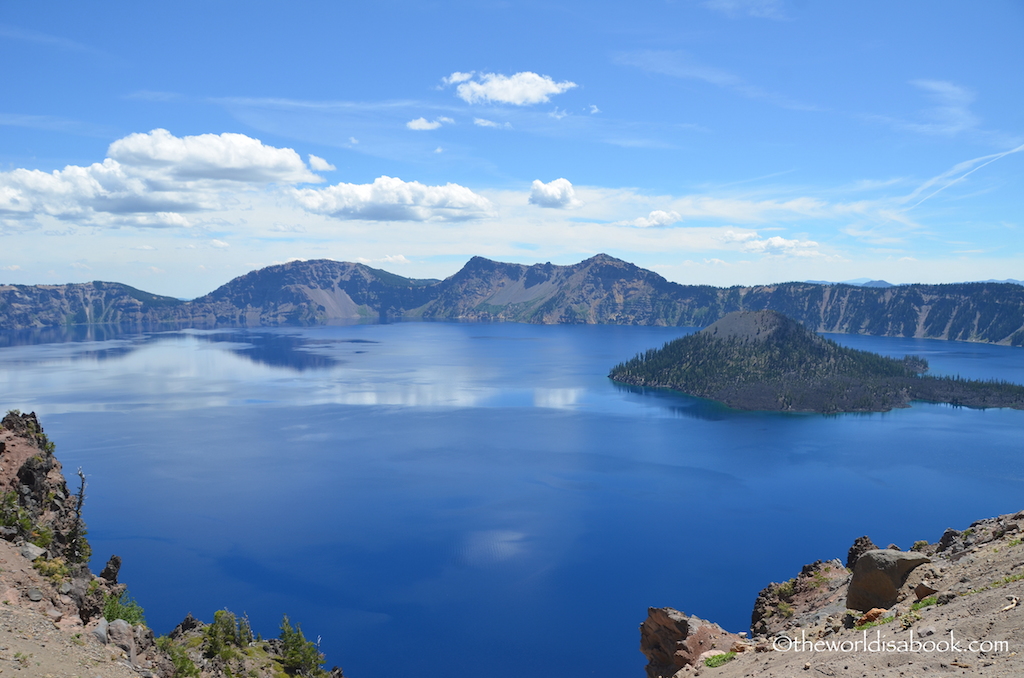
(2, 254, 1024, 345)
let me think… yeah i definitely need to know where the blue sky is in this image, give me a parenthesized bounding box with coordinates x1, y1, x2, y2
(1, 0, 1022, 298)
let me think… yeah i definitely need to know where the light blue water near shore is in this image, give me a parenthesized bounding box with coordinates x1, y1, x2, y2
(1, 322, 1023, 678)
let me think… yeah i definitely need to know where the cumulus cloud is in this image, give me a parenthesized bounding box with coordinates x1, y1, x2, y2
(407, 118, 440, 130)
(631, 210, 681, 228)
(721, 230, 820, 256)
(529, 178, 583, 209)
(406, 116, 455, 131)
(447, 71, 577, 105)
(293, 176, 493, 222)
(0, 129, 326, 230)
(108, 128, 321, 183)
(308, 154, 336, 171)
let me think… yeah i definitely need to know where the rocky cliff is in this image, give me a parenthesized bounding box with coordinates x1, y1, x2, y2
(0, 411, 342, 678)
(4, 255, 1024, 345)
(642, 511, 1024, 677)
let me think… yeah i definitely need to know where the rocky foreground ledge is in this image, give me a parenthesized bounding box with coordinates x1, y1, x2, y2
(642, 514, 1024, 677)
(0, 411, 342, 678)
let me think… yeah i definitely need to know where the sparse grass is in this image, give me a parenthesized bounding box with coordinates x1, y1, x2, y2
(911, 595, 938, 611)
(855, 615, 895, 631)
(911, 540, 930, 552)
(775, 579, 796, 601)
(704, 652, 737, 668)
(965, 572, 1024, 597)
(1009, 538, 1022, 547)
(777, 602, 795, 618)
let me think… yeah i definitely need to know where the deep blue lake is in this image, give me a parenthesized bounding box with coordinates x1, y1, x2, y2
(1, 322, 1023, 677)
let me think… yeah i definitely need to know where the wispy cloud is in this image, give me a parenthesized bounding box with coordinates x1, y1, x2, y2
(0, 23, 99, 53)
(613, 50, 819, 111)
(902, 142, 1024, 210)
(870, 80, 980, 137)
(701, 0, 788, 19)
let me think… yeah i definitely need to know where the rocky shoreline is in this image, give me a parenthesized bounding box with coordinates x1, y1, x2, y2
(641, 512, 1024, 676)
(0, 410, 342, 678)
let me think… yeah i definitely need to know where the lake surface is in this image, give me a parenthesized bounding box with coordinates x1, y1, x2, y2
(1, 322, 1023, 677)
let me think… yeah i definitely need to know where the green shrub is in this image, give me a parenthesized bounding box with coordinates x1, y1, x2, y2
(157, 637, 200, 678)
(704, 651, 736, 668)
(911, 540, 929, 551)
(103, 590, 146, 626)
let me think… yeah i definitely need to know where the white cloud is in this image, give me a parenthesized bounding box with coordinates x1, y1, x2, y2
(210, 239, 230, 248)
(308, 154, 336, 171)
(631, 210, 682, 228)
(357, 254, 411, 265)
(589, 105, 600, 114)
(473, 118, 511, 129)
(0, 129, 333, 231)
(448, 71, 577, 106)
(293, 176, 494, 222)
(721, 229, 820, 256)
(131, 245, 156, 250)
(108, 128, 321, 184)
(70, 262, 91, 270)
(529, 178, 583, 209)
(1, 264, 22, 271)
(406, 117, 442, 131)
(442, 72, 474, 86)
(434, 147, 443, 153)
(349, 137, 359, 145)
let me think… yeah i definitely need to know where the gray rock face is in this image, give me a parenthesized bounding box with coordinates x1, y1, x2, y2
(107, 618, 136, 662)
(20, 543, 46, 561)
(92, 617, 108, 644)
(847, 549, 931, 611)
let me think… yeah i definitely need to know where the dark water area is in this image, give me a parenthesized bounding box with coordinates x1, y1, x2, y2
(1, 322, 1022, 678)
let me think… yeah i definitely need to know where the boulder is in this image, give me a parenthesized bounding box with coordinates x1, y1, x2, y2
(91, 617, 108, 644)
(108, 618, 137, 664)
(21, 543, 46, 561)
(640, 607, 735, 678)
(847, 549, 930, 611)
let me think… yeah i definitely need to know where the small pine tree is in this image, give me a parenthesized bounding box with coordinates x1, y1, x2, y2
(279, 615, 326, 677)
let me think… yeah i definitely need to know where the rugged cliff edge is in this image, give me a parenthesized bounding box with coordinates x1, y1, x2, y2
(4, 254, 1024, 345)
(641, 512, 1024, 677)
(0, 411, 342, 678)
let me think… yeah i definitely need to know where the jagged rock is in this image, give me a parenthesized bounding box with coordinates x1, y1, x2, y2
(640, 607, 737, 678)
(915, 582, 939, 600)
(100, 554, 121, 582)
(936, 528, 963, 553)
(134, 623, 155, 652)
(847, 549, 931, 611)
(21, 543, 46, 560)
(169, 612, 203, 639)
(847, 535, 877, 569)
